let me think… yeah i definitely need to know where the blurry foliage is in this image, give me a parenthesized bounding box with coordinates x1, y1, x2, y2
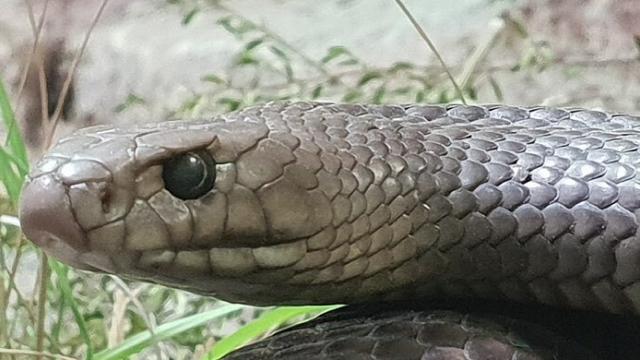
(173, 8, 468, 116)
(114, 94, 146, 114)
(166, 3, 567, 122)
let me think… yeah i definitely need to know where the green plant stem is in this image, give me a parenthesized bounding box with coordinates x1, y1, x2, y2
(36, 254, 50, 360)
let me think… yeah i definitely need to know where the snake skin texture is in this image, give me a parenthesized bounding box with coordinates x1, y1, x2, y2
(224, 301, 607, 360)
(18, 102, 640, 359)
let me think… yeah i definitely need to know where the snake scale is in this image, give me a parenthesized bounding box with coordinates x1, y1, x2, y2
(19, 102, 640, 359)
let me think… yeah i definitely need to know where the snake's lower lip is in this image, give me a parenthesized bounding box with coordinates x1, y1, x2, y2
(19, 174, 93, 270)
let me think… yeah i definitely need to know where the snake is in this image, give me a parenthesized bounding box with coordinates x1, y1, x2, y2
(18, 101, 640, 359)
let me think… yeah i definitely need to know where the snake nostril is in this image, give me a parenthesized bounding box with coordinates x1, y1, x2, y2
(100, 187, 112, 213)
(20, 174, 88, 263)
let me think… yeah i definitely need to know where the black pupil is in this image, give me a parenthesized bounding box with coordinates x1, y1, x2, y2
(162, 151, 216, 200)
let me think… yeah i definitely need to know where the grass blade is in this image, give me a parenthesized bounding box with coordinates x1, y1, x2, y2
(392, 0, 467, 104)
(0, 147, 24, 206)
(93, 303, 245, 360)
(207, 305, 341, 360)
(49, 260, 94, 359)
(0, 74, 28, 207)
(0, 77, 28, 171)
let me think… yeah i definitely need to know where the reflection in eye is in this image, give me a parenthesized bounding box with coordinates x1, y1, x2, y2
(162, 150, 216, 200)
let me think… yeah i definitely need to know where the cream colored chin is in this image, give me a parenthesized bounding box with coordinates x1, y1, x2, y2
(133, 238, 308, 278)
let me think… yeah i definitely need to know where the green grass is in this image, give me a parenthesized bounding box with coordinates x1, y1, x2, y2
(206, 305, 342, 360)
(0, 79, 28, 207)
(93, 304, 245, 360)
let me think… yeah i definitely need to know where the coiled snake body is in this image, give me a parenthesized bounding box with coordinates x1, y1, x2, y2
(19, 102, 640, 359)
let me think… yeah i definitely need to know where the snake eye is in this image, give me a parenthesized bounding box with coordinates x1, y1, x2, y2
(162, 150, 216, 200)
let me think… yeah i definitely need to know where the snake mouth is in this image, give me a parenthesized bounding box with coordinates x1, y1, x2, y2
(130, 237, 308, 278)
(31, 233, 115, 274)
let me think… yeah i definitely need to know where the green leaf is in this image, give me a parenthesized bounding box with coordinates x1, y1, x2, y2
(437, 89, 450, 103)
(357, 71, 383, 86)
(466, 85, 477, 101)
(235, 53, 259, 66)
(0, 146, 24, 207)
(391, 86, 413, 96)
(372, 85, 386, 104)
(178, 95, 202, 114)
(182, 7, 199, 25)
(389, 62, 414, 73)
(0, 144, 28, 177)
(321, 46, 350, 64)
(114, 94, 146, 113)
(311, 85, 323, 99)
(206, 305, 341, 360)
(0, 75, 28, 207)
(342, 89, 362, 102)
(94, 304, 245, 360)
(0, 76, 28, 174)
(201, 74, 227, 85)
(269, 46, 289, 61)
(217, 16, 235, 33)
(268, 46, 294, 81)
(488, 75, 504, 101)
(337, 58, 359, 66)
(284, 63, 294, 82)
(217, 97, 242, 111)
(217, 16, 255, 38)
(245, 38, 265, 51)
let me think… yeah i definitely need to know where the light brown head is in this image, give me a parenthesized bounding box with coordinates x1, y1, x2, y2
(20, 102, 428, 305)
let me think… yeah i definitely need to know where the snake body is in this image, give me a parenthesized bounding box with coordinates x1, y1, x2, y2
(19, 102, 640, 359)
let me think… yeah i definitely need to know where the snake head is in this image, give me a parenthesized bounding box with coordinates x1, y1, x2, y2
(20, 103, 375, 304)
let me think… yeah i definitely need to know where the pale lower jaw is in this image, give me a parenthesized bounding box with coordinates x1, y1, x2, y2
(67, 236, 309, 282)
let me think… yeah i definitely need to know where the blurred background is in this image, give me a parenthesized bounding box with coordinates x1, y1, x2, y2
(0, 0, 639, 359)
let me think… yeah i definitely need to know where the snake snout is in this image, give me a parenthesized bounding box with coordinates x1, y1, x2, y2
(19, 175, 94, 270)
